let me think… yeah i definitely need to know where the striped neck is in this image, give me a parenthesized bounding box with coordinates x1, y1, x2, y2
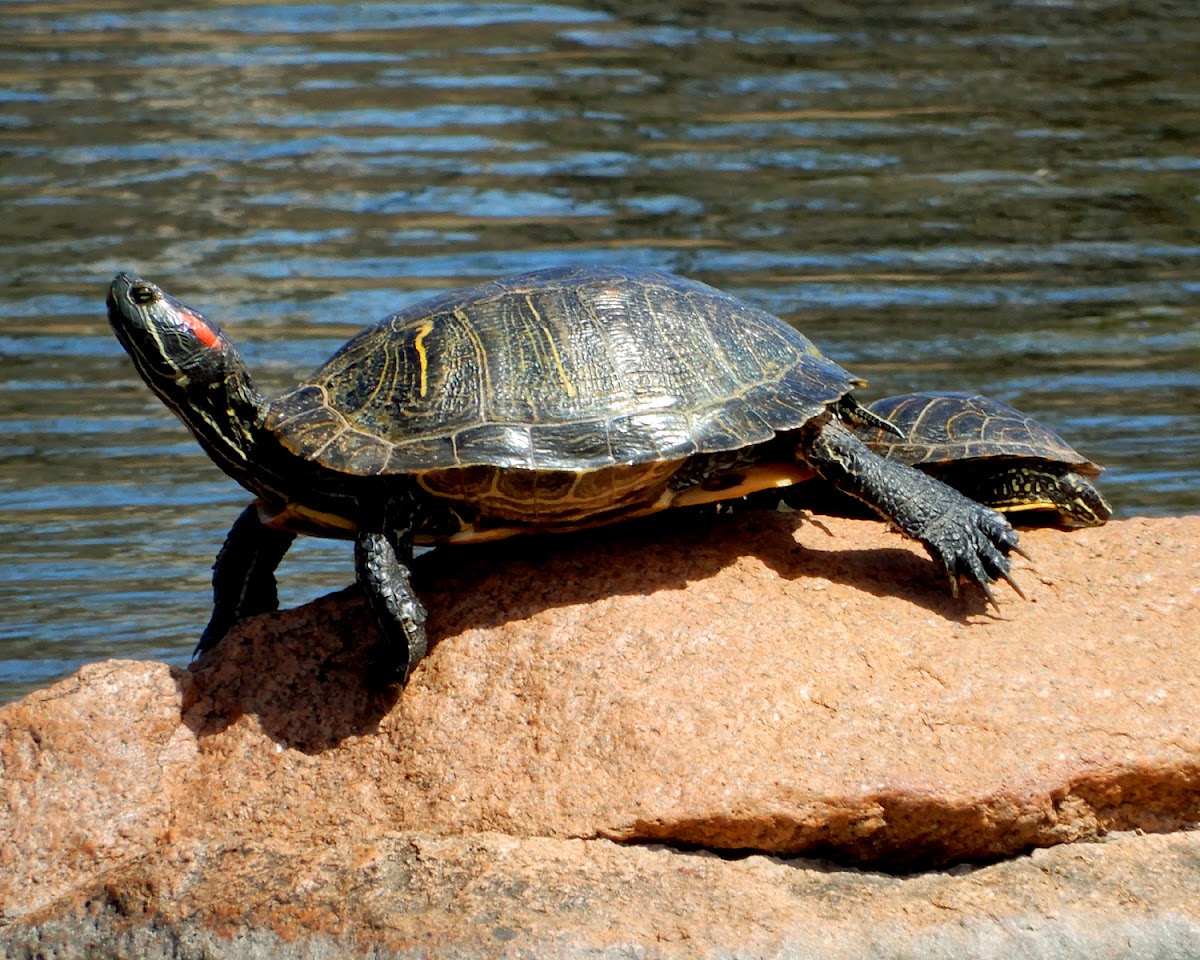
(106, 273, 279, 501)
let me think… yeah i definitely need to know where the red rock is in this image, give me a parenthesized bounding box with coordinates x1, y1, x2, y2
(0, 661, 193, 921)
(2, 514, 1199, 955)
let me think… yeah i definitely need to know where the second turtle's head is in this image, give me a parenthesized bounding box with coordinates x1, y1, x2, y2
(106, 273, 242, 395)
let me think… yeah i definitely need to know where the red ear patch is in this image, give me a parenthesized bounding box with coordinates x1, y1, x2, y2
(178, 307, 222, 349)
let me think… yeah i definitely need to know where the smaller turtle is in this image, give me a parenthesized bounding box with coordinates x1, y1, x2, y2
(857, 392, 1111, 528)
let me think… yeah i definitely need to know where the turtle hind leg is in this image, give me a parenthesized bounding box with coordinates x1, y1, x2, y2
(196, 502, 297, 657)
(354, 500, 428, 687)
(799, 415, 1021, 603)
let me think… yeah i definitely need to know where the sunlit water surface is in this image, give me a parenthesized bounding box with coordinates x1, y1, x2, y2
(2, 1, 1198, 701)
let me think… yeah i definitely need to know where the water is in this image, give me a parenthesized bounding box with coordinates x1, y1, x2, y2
(2, 0, 1198, 702)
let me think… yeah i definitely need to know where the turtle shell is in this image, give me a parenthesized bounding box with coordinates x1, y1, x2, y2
(863, 392, 1101, 476)
(265, 266, 859, 482)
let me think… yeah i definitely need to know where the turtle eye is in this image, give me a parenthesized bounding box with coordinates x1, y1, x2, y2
(130, 283, 158, 305)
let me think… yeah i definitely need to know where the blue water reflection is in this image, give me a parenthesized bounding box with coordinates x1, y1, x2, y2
(1, 0, 1197, 702)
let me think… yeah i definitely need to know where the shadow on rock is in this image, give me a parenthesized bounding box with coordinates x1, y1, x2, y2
(181, 592, 402, 753)
(182, 509, 994, 752)
(418, 507, 994, 630)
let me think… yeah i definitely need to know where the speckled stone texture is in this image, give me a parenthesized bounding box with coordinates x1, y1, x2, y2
(2, 514, 1198, 958)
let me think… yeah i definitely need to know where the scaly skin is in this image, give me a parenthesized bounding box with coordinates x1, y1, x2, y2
(196, 503, 296, 655)
(800, 414, 1020, 602)
(354, 533, 427, 686)
(199, 499, 428, 685)
(353, 492, 428, 685)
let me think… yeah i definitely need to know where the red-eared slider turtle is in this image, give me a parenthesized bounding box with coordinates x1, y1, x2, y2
(107, 266, 1020, 684)
(859, 392, 1111, 528)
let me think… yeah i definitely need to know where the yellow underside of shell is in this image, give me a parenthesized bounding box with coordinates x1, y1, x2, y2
(257, 461, 815, 545)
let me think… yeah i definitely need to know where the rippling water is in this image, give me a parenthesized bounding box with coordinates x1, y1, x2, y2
(2, 0, 1198, 701)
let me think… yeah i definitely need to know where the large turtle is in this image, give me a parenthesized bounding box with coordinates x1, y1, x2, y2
(858, 392, 1112, 528)
(107, 265, 1020, 684)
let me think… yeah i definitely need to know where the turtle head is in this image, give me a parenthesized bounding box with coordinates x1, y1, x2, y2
(107, 272, 269, 492)
(107, 273, 243, 393)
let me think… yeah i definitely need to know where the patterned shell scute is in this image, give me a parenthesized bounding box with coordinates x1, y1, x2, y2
(265, 266, 858, 476)
(865, 392, 1097, 472)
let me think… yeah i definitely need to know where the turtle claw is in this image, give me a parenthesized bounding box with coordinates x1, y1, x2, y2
(804, 420, 1025, 607)
(949, 543, 1003, 611)
(998, 565, 1026, 601)
(975, 576, 999, 611)
(921, 496, 1022, 608)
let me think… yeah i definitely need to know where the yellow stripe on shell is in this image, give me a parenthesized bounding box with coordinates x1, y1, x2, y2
(412, 320, 435, 398)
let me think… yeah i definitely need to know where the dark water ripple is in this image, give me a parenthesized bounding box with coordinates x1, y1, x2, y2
(2, 0, 1198, 701)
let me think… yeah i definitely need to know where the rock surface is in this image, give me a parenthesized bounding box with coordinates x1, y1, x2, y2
(2, 513, 1199, 958)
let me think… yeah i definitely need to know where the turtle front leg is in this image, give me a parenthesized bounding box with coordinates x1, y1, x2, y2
(799, 414, 1022, 604)
(355, 504, 428, 687)
(196, 502, 297, 656)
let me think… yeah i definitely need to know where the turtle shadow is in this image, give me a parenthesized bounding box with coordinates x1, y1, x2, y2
(416, 508, 993, 634)
(180, 508, 998, 753)
(180, 592, 404, 753)
(751, 511, 1004, 618)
